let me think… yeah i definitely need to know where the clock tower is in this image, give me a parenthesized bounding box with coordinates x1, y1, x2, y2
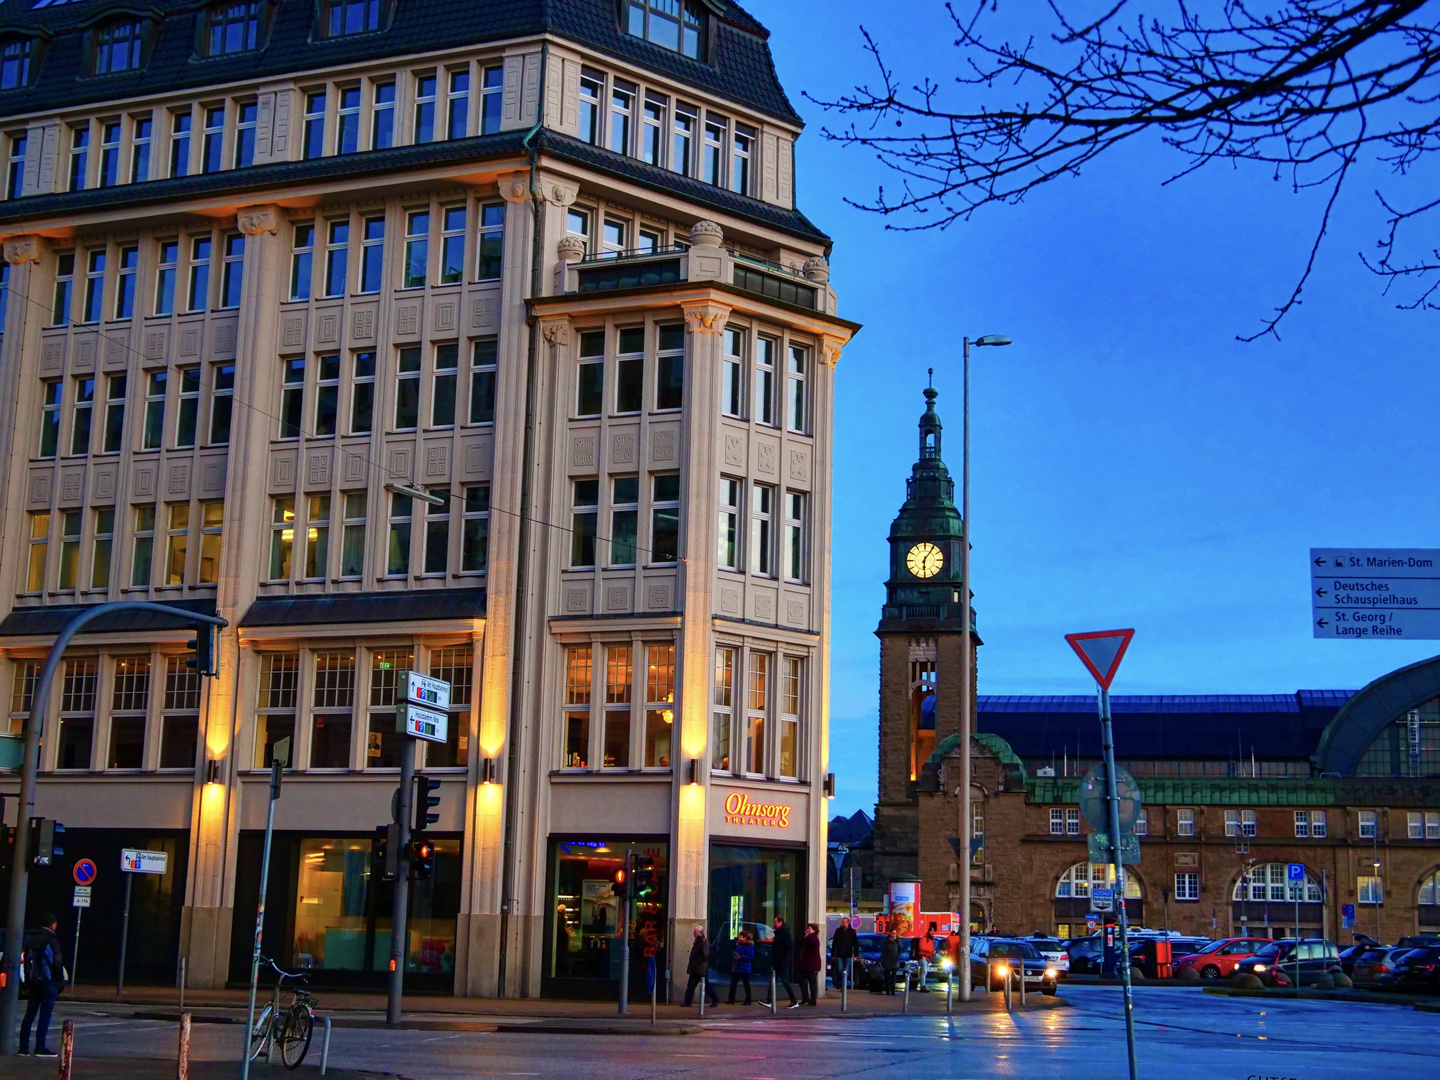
(872, 382, 978, 891)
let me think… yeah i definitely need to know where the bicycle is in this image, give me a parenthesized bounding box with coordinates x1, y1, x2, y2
(248, 958, 318, 1069)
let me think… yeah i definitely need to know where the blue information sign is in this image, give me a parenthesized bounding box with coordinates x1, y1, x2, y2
(1286, 862, 1305, 882)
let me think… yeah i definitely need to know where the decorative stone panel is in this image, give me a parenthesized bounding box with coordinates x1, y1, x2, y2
(788, 446, 811, 485)
(351, 305, 377, 343)
(471, 294, 499, 332)
(143, 329, 168, 364)
(270, 450, 298, 491)
(91, 463, 118, 503)
(315, 309, 340, 346)
(131, 461, 157, 500)
(461, 435, 493, 479)
(751, 587, 777, 623)
(610, 430, 636, 466)
(305, 447, 333, 489)
(27, 468, 54, 508)
(199, 456, 227, 497)
(424, 441, 451, 479)
(719, 584, 741, 616)
(564, 585, 592, 615)
(605, 583, 632, 612)
(570, 434, 596, 469)
(58, 467, 85, 505)
(430, 297, 458, 337)
(179, 324, 201, 358)
(281, 314, 306, 351)
(646, 582, 673, 611)
(723, 432, 745, 468)
(342, 447, 368, 484)
(166, 461, 192, 499)
(784, 594, 809, 628)
(40, 340, 64, 374)
(387, 445, 413, 479)
(213, 318, 238, 357)
(103, 330, 130, 370)
(650, 427, 678, 466)
(754, 438, 778, 476)
(394, 302, 421, 340)
(73, 334, 97, 373)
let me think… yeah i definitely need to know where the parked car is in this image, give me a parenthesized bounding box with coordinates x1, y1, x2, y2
(1395, 935, 1440, 950)
(1173, 937, 1273, 981)
(1065, 936, 1104, 975)
(1388, 946, 1440, 992)
(1338, 935, 1383, 976)
(971, 938, 1058, 995)
(1233, 939, 1341, 987)
(1025, 936, 1070, 975)
(1126, 937, 1209, 979)
(851, 933, 915, 991)
(1350, 947, 1413, 990)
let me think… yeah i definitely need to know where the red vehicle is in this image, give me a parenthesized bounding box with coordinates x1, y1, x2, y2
(1173, 937, 1273, 980)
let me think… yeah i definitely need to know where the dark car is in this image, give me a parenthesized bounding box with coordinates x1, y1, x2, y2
(852, 933, 915, 991)
(972, 938, 1058, 995)
(1338, 935, 1382, 976)
(1395, 935, 1440, 950)
(1066, 936, 1104, 975)
(1233, 939, 1341, 987)
(1350, 947, 1413, 990)
(1389, 946, 1440, 992)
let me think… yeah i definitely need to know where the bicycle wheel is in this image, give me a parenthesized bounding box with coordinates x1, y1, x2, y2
(279, 1003, 314, 1069)
(247, 1004, 273, 1062)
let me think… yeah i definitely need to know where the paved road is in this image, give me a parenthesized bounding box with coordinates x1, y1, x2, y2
(21, 986, 1437, 1079)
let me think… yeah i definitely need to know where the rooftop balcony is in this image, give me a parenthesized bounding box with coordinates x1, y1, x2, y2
(554, 220, 838, 316)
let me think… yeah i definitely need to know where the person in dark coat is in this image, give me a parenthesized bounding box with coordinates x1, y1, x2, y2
(728, 931, 755, 1004)
(831, 917, 860, 989)
(880, 929, 902, 996)
(682, 924, 719, 1007)
(19, 913, 65, 1056)
(767, 916, 799, 1008)
(797, 923, 824, 1006)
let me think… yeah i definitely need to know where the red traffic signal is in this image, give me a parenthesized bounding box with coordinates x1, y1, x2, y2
(410, 838, 435, 880)
(611, 867, 628, 897)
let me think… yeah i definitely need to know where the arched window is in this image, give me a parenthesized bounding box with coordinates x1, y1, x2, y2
(1232, 862, 1322, 903)
(1419, 869, 1440, 906)
(204, 2, 274, 56)
(1, 37, 38, 90)
(1055, 862, 1141, 899)
(91, 19, 148, 76)
(624, 0, 707, 60)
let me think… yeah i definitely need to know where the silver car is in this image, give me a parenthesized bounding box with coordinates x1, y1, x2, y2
(1026, 936, 1070, 974)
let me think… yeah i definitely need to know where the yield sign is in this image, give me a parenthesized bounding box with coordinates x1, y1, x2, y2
(1065, 629, 1135, 690)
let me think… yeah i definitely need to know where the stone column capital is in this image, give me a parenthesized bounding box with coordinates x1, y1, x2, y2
(2, 234, 44, 265)
(535, 178, 579, 207)
(682, 301, 732, 336)
(541, 317, 573, 347)
(498, 171, 532, 204)
(235, 205, 282, 236)
(820, 335, 844, 368)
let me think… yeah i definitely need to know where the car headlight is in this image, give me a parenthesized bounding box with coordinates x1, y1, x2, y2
(1253, 964, 1266, 973)
(1045, 968, 1057, 979)
(942, 959, 954, 971)
(996, 963, 1008, 977)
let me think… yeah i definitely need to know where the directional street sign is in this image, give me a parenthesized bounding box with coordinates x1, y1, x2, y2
(395, 701, 449, 745)
(1090, 886, 1115, 913)
(1311, 548, 1440, 640)
(1065, 629, 1135, 690)
(403, 671, 451, 711)
(121, 848, 168, 874)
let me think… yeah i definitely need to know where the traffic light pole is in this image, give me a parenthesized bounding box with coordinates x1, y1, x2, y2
(618, 852, 632, 1015)
(0, 601, 225, 1056)
(387, 737, 416, 1026)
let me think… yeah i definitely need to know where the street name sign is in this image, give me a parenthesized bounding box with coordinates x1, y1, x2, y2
(395, 701, 449, 745)
(1311, 548, 1440, 640)
(121, 848, 168, 874)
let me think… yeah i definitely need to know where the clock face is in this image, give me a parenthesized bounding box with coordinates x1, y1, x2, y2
(906, 542, 944, 579)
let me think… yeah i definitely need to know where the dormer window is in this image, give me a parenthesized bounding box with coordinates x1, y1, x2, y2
(322, 0, 385, 39)
(1, 37, 38, 90)
(205, 1, 274, 57)
(625, 0, 706, 60)
(91, 19, 148, 76)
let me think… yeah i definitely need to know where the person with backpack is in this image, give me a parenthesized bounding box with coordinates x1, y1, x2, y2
(728, 930, 755, 1005)
(19, 913, 65, 1057)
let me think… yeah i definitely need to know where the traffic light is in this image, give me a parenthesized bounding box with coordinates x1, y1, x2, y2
(611, 866, 629, 898)
(372, 822, 400, 882)
(414, 775, 441, 833)
(186, 622, 219, 677)
(28, 818, 63, 867)
(633, 856, 657, 899)
(410, 837, 435, 880)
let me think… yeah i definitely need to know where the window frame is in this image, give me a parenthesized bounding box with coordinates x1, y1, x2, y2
(201, 1, 273, 59)
(89, 18, 150, 78)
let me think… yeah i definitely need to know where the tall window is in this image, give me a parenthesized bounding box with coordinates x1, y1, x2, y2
(1177, 807, 1196, 836)
(201, 106, 225, 173)
(83, 249, 105, 323)
(340, 493, 366, 577)
(610, 82, 634, 154)
(206, 2, 267, 56)
(476, 203, 504, 280)
(169, 112, 191, 178)
(431, 343, 459, 426)
(645, 644, 674, 768)
(779, 657, 801, 778)
(394, 346, 421, 429)
(571, 479, 598, 568)
(71, 376, 95, 455)
(784, 491, 806, 582)
(91, 508, 115, 589)
(131, 506, 155, 586)
(642, 95, 666, 165)
(198, 500, 223, 583)
(235, 102, 258, 167)
(57, 659, 98, 770)
(324, 0, 383, 38)
(461, 485, 489, 573)
(291, 222, 314, 300)
(1311, 809, 1327, 837)
(651, 473, 680, 563)
(39, 381, 60, 458)
(387, 493, 411, 575)
(579, 73, 602, 145)
(270, 498, 294, 579)
(1358, 875, 1384, 906)
(469, 338, 497, 423)
(52, 252, 74, 325)
(703, 118, 724, 186)
(787, 345, 808, 433)
(712, 646, 735, 771)
(129, 116, 151, 182)
(351, 351, 375, 433)
(165, 503, 190, 584)
(1242, 808, 1257, 837)
(564, 646, 592, 769)
(324, 219, 349, 296)
(209, 363, 234, 445)
(1134, 807, 1148, 836)
(439, 206, 465, 284)
(102, 374, 126, 453)
(69, 126, 89, 192)
(359, 216, 384, 293)
(481, 66, 503, 133)
(255, 652, 298, 768)
(718, 478, 741, 570)
(614, 326, 644, 413)
(446, 70, 469, 139)
(26, 512, 49, 591)
(304, 92, 326, 159)
(423, 488, 449, 574)
(335, 87, 361, 154)
(1, 38, 35, 90)
(115, 245, 138, 319)
(160, 656, 200, 769)
(750, 483, 773, 576)
(372, 82, 395, 149)
(278, 358, 303, 438)
(746, 652, 769, 775)
(603, 645, 632, 769)
(92, 20, 147, 76)
(672, 103, 696, 176)
(314, 354, 340, 436)
(108, 657, 150, 769)
(221, 233, 244, 307)
(1049, 808, 1065, 835)
(625, 0, 706, 59)
(577, 331, 604, 416)
(1224, 809, 1240, 838)
(428, 647, 473, 767)
(311, 651, 356, 769)
(656, 322, 684, 410)
(1359, 809, 1377, 838)
(414, 73, 437, 143)
(732, 125, 753, 194)
(404, 210, 429, 287)
(6, 132, 26, 198)
(721, 328, 744, 417)
(155, 239, 178, 314)
(99, 122, 121, 187)
(188, 236, 212, 311)
(57, 510, 81, 589)
(755, 337, 776, 425)
(610, 476, 638, 566)
(365, 650, 409, 768)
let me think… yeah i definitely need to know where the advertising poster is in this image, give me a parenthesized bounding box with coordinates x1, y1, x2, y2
(888, 881, 920, 937)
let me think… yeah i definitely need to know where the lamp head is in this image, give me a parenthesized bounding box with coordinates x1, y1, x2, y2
(974, 335, 1012, 347)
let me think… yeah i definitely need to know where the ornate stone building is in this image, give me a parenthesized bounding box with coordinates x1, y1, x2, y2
(0, 0, 855, 998)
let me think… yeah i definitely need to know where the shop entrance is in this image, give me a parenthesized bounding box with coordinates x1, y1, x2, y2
(707, 843, 806, 977)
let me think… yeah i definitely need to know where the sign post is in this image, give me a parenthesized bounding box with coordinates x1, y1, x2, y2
(1288, 863, 1305, 988)
(240, 737, 288, 1080)
(1066, 629, 1139, 1080)
(116, 850, 168, 995)
(70, 861, 96, 995)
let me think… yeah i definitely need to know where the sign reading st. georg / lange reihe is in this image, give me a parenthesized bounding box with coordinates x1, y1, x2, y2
(1311, 548, 1440, 639)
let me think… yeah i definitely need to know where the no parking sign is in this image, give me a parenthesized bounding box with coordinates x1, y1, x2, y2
(73, 858, 97, 885)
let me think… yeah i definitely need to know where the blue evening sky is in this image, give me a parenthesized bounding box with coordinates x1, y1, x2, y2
(754, 2, 1440, 818)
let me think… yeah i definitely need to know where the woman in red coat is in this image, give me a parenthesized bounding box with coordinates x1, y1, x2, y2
(797, 923, 824, 1006)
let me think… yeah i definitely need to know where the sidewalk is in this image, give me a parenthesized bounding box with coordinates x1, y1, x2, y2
(1, 1059, 379, 1079)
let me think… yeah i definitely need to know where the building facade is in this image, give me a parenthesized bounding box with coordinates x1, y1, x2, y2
(0, 0, 855, 998)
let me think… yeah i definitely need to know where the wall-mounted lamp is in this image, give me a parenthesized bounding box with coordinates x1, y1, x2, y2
(482, 758, 497, 785)
(688, 759, 701, 786)
(205, 759, 223, 786)
(822, 773, 836, 798)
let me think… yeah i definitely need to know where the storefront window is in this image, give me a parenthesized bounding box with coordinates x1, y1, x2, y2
(707, 843, 803, 977)
(548, 838, 668, 993)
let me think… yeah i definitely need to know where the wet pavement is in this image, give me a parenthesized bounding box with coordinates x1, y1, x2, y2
(0, 984, 1431, 1079)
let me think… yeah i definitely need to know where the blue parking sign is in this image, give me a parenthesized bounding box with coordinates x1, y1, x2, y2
(1342, 903, 1356, 919)
(1286, 862, 1305, 881)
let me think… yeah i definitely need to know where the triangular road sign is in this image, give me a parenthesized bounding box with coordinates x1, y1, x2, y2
(1065, 629, 1135, 690)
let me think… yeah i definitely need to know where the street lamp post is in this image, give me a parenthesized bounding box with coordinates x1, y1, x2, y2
(958, 333, 1010, 1004)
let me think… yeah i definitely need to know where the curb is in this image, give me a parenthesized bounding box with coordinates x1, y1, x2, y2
(1202, 986, 1440, 1009)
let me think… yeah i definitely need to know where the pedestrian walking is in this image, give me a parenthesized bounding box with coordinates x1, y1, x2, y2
(831, 916, 859, 990)
(18, 913, 66, 1057)
(682, 924, 719, 1007)
(880, 928, 902, 996)
(728, 930, 755, 1005)
(917, 926, 937, 991)
(767, 916, 800, 1008)
(798, 923, 823, 1006)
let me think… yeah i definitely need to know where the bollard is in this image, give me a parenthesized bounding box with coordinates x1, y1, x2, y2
(1020, 964, 1026, 1006)
(769, 971, 777, 1014)
(947, 969, 953, 1015)
(59, 1020, 74, 1080)
(698, 978, 706, 1018)
(179, 957, 187, 1014)
(320, 1016, 332, 1076)
(1004, 970, 1012, 1011)
(841, 960, 848, 1014)
(650, 964, 657, 1026)
(902, 969, 910, 1013)
(177, 1012, 191, 1080)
